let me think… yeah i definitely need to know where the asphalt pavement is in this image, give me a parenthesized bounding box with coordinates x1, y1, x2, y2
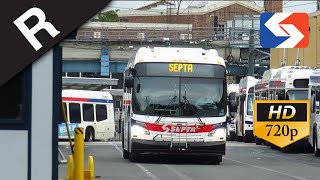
(58, 141, 320, 180)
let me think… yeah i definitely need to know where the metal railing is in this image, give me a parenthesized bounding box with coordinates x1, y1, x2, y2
(76, 26, 261, 47)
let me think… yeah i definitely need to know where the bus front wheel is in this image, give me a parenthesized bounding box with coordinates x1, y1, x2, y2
(85, 127, 95, 142)
(129, 152, 139, 162)
(314, 130, 320, 157)
(209, 155, 222, 165)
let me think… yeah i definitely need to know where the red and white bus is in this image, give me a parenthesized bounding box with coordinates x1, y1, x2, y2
(121, 47, 228, 164)
(59, 89, 116, 141)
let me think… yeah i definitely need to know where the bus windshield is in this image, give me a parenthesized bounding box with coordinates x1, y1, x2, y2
(286, 90, 308, 100)
(132, 77, 226, 117)
(247, 94, 254, 115)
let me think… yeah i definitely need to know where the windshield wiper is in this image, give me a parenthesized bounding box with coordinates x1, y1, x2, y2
(182, 96, 205, 125)
(155, 95, 177, 124)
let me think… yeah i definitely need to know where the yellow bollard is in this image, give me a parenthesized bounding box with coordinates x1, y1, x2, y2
(88, 156, 95, 180)
(84, 156, 95, 180)
(67, 155, 74, 180)
(74, 127, 84, 180)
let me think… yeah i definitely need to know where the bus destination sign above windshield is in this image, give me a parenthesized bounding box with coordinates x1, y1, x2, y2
(254, 100, 310, 148)
(169, 63, 193, 73)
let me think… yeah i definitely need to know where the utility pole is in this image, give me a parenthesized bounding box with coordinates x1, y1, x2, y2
(248, 29, 255, 76)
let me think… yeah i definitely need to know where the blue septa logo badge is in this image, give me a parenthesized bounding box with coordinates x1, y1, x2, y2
(260, 13, 309, 48)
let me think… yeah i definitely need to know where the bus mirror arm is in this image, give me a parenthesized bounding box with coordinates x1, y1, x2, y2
(129, 67, 137, 77)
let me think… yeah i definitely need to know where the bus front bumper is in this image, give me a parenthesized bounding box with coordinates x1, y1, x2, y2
(131, 139, 226, 155)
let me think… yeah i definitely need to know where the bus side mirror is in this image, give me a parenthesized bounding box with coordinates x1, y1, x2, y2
(226, 117, 231, 123)
(124, 68, 135, 88)
(137, 83, 141, 93)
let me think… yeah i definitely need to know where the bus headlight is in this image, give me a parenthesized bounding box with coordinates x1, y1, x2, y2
(131, 125, 150, 137)
(208, 128, 226, 137)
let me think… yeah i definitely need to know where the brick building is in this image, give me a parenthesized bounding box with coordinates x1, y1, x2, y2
(117, 1, 282, 29)
(76, 1, 283, 41)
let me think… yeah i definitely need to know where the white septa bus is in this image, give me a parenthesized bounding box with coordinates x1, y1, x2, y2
(226, 84, 239, 141)
(121, 47, 228, 164)
(308, 69, 320, 157)
(59, 90, 116, 141)
(235, 76, 259, 143)
(267, 66, 314, 151)
(254, 69, 279, 145)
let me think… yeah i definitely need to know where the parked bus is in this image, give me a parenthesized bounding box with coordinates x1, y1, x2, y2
(267, 66, 314, 151)
(234, 76, 260, 143)
(227, 84, 239, 141)
(121, 47, 227, 164)
(254, 69, 279, 145)
(308, 69, 320, 157)
(59, 89, 116, 141)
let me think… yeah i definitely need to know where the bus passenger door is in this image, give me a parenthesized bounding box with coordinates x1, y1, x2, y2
(95, 104, 114, 140)
(239, 96, 245, 135)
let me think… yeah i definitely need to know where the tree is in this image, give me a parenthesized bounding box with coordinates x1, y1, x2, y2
(92, 10, 119, 22)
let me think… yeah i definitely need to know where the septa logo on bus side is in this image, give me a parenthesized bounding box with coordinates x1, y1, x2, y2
(132, 120, 225, 133)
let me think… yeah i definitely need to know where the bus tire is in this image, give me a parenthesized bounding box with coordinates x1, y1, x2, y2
(314, 130, 320, 157)
(209, 155, 222, 165)
(255, 137, 263, 145)
(123, 149, 129, 159)
(85, 127, 95, 142)
(236, 135, 242, 142)
(129, 152, 139, 162)
(271, 144, 278, 150)
(243, 134, 250, 143)
(229, 132, 236, 141)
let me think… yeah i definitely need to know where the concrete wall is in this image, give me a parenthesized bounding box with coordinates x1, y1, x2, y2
(270, 14, 319, 68)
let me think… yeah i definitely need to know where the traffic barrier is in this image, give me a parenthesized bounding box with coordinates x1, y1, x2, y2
(61, 127, 95, 180)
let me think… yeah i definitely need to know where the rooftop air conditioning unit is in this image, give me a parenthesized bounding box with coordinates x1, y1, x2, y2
(180, 34, 192, 40)
(137, 33, 145, 40)
(93, 31, 101, 39)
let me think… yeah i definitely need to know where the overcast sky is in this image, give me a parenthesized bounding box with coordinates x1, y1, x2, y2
(102, 0, 317, 13)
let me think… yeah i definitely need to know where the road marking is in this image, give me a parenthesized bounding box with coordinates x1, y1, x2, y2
(109, 142, 161, 180)
(224, 157, 309, 180)
(162, 164, 193, 180)
(136, 164, 161, 180)
(246, 147, 320, 167)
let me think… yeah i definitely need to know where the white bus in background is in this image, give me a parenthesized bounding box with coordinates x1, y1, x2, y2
(235, 76, 260, 143)
(308, 69, 320, 157)
(226, 84, 239, 141)
(267, 66, 314, 151)
(254, 69, 279, 145)
(122, 47, 227, 164)
(59, 89, 116, 141)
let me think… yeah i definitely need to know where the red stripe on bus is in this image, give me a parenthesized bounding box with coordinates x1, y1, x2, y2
(145, 123, 214, 133)
(62, 97, 89, 102)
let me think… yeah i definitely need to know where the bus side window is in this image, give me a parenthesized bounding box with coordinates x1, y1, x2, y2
(127, 105, 131, 117)
(96, 104, 107, 122)
(83, 104, 94, 122)
(316, 87, 320, 113)
(69, 103, 81, 123)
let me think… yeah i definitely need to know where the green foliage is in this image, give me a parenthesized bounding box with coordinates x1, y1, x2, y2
(92, 10, 119, 22)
